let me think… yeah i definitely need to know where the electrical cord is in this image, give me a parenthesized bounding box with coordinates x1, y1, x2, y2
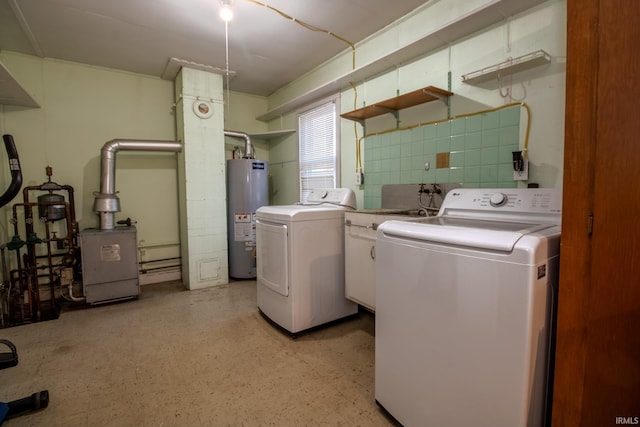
(244, 1, 362, 176)
(246, 0, 356, 69)
(350, 82, 362, 176)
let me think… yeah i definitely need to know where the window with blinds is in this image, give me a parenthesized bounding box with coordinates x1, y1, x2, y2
(298, 99, 339, 201)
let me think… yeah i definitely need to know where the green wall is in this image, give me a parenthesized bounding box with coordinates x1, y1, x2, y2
(0, 52, 269, 274)
(0, 52, 177, 251)
(0, 0, 567, 282)
(362, 105, 521, 208)
(266, 0, 567, 209)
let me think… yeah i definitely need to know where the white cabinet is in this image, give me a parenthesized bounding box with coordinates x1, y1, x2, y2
(344, 211, 412, 311)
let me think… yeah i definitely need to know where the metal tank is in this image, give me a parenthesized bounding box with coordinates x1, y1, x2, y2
(226, 158, 268, 279)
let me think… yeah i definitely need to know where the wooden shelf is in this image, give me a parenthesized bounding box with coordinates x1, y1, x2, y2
(341, 86, 452, 124)
(0, 62, 39, 108)
(247, 129, 296, 140)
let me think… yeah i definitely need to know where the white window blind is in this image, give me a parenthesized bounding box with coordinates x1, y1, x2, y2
(298, 100, 338, 201)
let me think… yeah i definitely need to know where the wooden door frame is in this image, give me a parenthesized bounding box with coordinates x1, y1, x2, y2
(552, 0, 598, 423)
(553, 0, 640, 425)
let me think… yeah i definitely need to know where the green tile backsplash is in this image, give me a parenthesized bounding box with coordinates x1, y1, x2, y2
(363, 105, 521, 209)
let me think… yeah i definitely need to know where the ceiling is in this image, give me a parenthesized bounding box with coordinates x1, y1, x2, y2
(0, 0, 429, 97)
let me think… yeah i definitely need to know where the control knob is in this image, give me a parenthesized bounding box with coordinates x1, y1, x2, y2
(489, 192, 508, 207)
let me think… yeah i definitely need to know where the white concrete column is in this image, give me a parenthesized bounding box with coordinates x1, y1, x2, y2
(175, 67, 228, 289)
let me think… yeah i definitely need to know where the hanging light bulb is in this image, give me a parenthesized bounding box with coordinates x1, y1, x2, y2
(219, 0, 233, 22)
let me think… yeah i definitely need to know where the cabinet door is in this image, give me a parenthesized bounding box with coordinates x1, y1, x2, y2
(345, 225, 377, 310)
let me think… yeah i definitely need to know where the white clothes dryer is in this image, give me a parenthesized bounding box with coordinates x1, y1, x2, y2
(256, 188, 358, 334)
(375, 188, 562, 427)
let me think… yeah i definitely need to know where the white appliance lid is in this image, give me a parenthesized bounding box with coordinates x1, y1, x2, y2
(256, 204, 349, 222)
(256, 188, 356, 222)
(378, 217, 557, 252)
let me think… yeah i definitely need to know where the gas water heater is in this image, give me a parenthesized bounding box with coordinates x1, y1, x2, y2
(226, 132, 268, 279)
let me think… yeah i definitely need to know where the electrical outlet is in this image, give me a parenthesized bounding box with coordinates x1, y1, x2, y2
(355, 172, 363, 185)
(513, 159, 529, 181)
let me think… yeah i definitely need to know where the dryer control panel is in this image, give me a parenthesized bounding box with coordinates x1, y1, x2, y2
(304, 188, 357, 209)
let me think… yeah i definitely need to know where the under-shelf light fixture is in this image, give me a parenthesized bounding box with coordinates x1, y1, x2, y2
(461, 50, 551, 85)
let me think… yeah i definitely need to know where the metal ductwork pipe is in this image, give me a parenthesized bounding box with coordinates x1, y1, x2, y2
(93, 139, 182, 230)
(224, 130, 253, 159)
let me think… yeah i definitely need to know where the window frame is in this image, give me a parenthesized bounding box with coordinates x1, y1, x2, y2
(297, 94, 341, 202)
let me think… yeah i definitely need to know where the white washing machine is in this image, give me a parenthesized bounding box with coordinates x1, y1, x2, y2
(256, 188, 358, 334)
(375, 188, 562, 427)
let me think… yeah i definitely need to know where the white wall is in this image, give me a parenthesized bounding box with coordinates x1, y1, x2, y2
(175, 68, 228, 289)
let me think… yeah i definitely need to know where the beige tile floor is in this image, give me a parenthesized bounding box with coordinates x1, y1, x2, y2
(1, 280, 398, 426)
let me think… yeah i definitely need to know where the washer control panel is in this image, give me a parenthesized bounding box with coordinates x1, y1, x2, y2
(441, 188, 562, 217)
